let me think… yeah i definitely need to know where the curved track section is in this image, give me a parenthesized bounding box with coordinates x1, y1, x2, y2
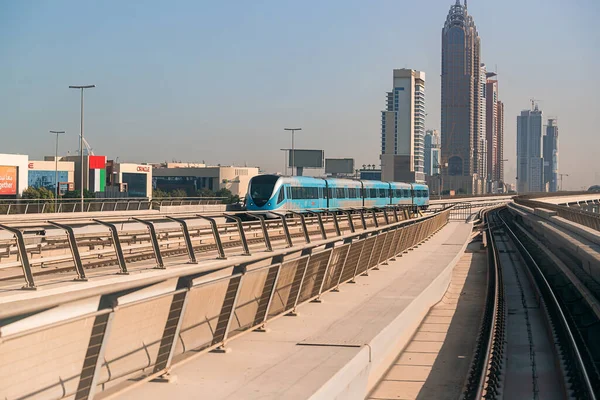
(463, 207, 597, 400)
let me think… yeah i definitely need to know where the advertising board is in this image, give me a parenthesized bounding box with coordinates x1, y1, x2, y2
(0, 166, 17, 195)
(288, 150, 324, 168)
(325, 158, 355, 174)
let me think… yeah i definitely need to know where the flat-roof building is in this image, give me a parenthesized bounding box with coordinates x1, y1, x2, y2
(153, 165, 259, 197)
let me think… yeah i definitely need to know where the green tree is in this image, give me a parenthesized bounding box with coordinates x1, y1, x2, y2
(21, 186, 41, 199)
(38, 187, 55, 199)
(215, 188, 241, 204)
(170, 189, 188, 198)
(196, 188, 215, 197)
(152, 188, 168, 198)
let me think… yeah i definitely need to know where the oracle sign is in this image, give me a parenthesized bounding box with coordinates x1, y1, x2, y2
(0, 166, 17, 195)
(28, 162, 34, 169)
(137, 166, 151, 173)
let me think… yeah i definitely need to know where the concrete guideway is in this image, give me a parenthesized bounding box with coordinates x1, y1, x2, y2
(121, 221, 473, 400)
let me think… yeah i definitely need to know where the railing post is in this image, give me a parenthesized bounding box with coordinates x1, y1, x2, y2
(254, 263, 282, 331)
(271, 212, 293, 247)
(212, 268, 245, 352)
(196, 215, 226, 259)
(353, 208, 368, 230)
(349, 236, 368, 283)
(370, 209, 379, 228)
(289, 211, 311, 244)
(47, 221, 88, 280)
(224, 214, 250, 256)
(165, 216, 197, 264)
(93, 219, 129, 274)
(344, 210, 356, 233)
(323, 209, 342, 236)
(245, 213, 273, 251)
(392, 206, 399, 222)
(382, 208, 390, 225)
(132, 218, 165, 268)
(74, 310, 115, 400)
(152, 288, 189, 379)
(308, 211, 327, 240)
(0, 223, 36, 289)
(289, 256, 311, 315)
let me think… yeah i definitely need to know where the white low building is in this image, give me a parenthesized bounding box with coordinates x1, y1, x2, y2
(0, 153, 29, 198)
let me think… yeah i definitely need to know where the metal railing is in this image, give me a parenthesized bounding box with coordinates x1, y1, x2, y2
(0, 206, 420, 289)
(514, 197, 600, 232)
(0, 197, 226, 215)
(0, 207, 452, 400)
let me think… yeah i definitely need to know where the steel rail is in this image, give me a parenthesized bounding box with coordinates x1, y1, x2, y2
(498, 212, 597, 400)
(462, 206, 505, 400)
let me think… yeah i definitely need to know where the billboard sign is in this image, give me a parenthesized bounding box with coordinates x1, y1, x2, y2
(288, 149, 324, 168)
(0, 166, 17, 195)
(325, 158, 355, 174)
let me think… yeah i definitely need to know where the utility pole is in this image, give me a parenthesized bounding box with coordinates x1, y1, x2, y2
(69, 85, 95, 211)
(559, 173, 569, 191)
(49, 131, 65, 206)
(284, 128, 301, 175)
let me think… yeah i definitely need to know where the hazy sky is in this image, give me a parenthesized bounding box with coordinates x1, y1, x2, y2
(1, 0, 599, 189)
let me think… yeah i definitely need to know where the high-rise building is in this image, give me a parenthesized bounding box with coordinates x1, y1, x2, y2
(424, 130, 441, 176)
(441, 0, 483, 194)
(380, 69, 426, 183)
(544, 118, 559, 192)
(497, 100, 504, 185)
(486, 73, 505, 192)
(476, 63, 487, 182)
(517, 104, 544, 193)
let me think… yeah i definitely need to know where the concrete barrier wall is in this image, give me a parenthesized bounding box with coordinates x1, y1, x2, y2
(310, 222, 471, 400)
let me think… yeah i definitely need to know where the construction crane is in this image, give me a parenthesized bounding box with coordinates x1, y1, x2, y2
(76, 135, 94, 156)
(559, 173, 569, 191)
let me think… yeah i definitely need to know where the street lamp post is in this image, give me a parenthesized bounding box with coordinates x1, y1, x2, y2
(49, 131, 65, 204)
(69, 85, 95, 211)
(284, 128, 301, 175)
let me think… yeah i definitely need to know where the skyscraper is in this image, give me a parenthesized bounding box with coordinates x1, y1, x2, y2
(485, 72, 502, 193)
(497, 100, 504, 185)
(544, 118, 559, 192)
(424, 130, 441, 176)
(476, 63, 487, 182)
(380, 69, 426, 183)
(517, 104, 544, 193)
(441, 0, 483, 194)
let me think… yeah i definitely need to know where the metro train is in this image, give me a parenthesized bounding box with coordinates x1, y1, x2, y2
(245, 175, 429, 214)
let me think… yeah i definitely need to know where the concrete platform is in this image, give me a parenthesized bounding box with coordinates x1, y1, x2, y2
(368, 240, 487, 400)
(116, 221, 474, 400)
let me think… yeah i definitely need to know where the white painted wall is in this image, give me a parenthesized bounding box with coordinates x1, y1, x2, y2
(0, 153, 29, 196)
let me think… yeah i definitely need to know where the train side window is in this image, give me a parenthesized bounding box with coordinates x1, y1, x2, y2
(277, 188, 285, 203)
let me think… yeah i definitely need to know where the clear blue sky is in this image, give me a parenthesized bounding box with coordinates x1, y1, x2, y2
(1, 0, 599, 189)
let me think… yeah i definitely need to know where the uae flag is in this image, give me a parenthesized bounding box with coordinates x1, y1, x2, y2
(88, 156, 106, 193)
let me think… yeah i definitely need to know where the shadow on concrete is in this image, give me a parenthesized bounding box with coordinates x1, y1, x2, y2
(416, 239, 488, 400)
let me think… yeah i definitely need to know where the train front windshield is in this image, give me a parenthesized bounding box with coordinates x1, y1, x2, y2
(249, 175, 279, 206)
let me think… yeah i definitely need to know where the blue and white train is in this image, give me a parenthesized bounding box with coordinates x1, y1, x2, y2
(245, 175, 429, 214)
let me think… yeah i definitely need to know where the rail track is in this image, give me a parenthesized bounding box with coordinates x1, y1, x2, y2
(463, 206, 598, 399)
